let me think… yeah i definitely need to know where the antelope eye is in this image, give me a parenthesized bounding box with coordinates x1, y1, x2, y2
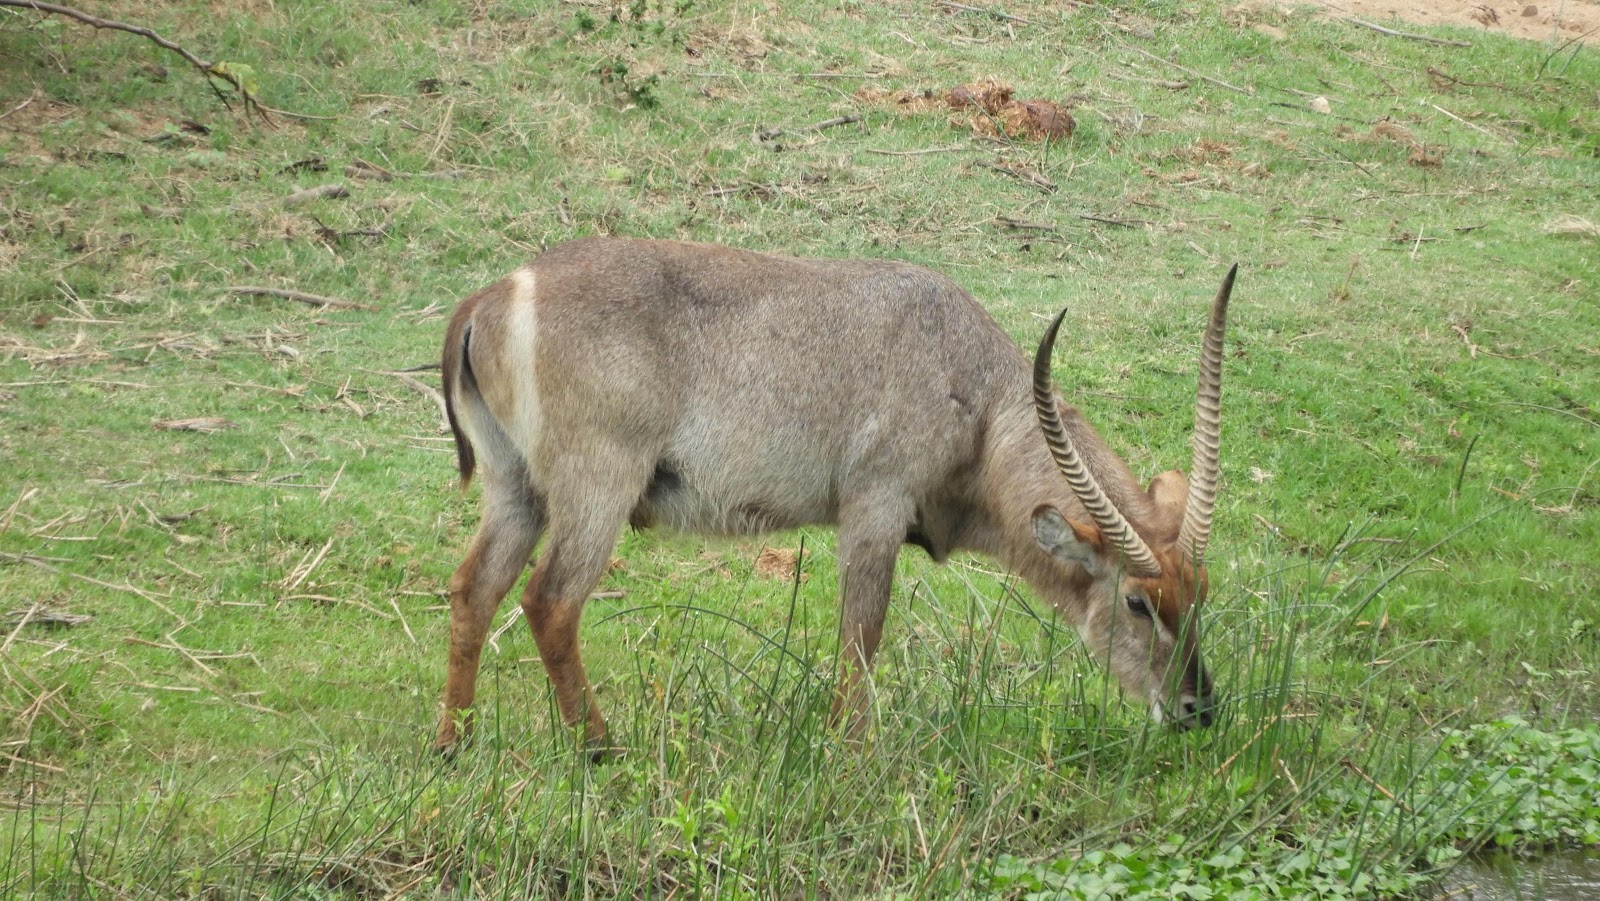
(1125, 595, 1151, 617)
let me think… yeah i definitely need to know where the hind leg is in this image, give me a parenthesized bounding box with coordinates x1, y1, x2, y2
(436, 466, 543, 753)
(520, 452, 650, 756)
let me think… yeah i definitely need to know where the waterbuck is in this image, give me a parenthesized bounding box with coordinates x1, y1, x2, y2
(434, 237, 1233, 753)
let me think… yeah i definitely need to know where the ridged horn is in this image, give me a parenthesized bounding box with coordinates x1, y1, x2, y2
(1033, 309, 1163, 578)
(1178, 264, 1236, 563)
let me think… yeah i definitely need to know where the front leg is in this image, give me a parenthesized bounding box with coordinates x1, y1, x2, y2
(830, 500, 913, 736)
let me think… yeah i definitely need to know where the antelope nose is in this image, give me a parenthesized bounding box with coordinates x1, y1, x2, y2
(1179, 694, 1216, 729)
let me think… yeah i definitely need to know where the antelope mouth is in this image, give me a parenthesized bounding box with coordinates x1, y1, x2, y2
(1152, 690, 1217, 730)
(1175, 692, 1217, 730)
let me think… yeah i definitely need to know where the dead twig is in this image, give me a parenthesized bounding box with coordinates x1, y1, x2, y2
(224, 286, 376, 311)
(319, 462, 345, 506)
(1124, 44, 1252, 96)
(283, 183, 350, 207)
(1, 487, 38, 535)
(390, 599, 418, 646)
(1341, 758, 1415, 813)
(0, 0, 276, 123)
(153, 417, 235, 433)
(281, 537, 334, 592)
(1544, 214, 1600, 237)
(705, 182, 781, 198)
(1, 604, 40, 654)
(994, 215, 1056, 232)
(865, 145, 974, 156)
(122, 637, 219, 678)
(1344, 17, 1471, 48)
(0, 551, 179, 619)
(1427, 102, 1510, 143)
(380, 370, 449, 431)
(346, 158, 396, 181)
(1079, 213, 1148, 228)
(1, 752, 65, 773)
(0, 91, 40, 122)
(3, 607, 89, 629)
(1105, 72, 1189, 90)
(975, 160, 1056, 192)
(1424, 65, 1534, 99)
(757, 113, 863, 142)
(488, 589, 627, 649)
(937, 1, 1032, 25)
(283, 594, 395, 620)
(1213, 711, 1284, 778)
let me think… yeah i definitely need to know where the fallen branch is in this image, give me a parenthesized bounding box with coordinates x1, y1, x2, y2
(1124, 44, 1252, 96)
(345, 158, 395, 181)
(1427, 102, 1510, 143)
(282, 183, 350, 207)
(1425, 65, 1533, 99)
(975, 160, 1056, 192)
(757, 113, 863, 142)
(865, 145, 973, 156)
(0, 551, 178, 619)
(937, 1, 1032, 25)
(1345, 17, 1471, 48)
(283, 594, 395, 620)
(0, 0, 274, 123)
(1079, 213, 1148, 229)
(1544, 214, 1600, 237)
(281, 537, 334, 592)
(1342, 758, 1415, 813)
(153, 417, 234, 433)
(224, 286, 376, 311)
(384, 370, 450, 432)
(0, 91, 39, 122)
(390, 599, 417, 646)
(1105, 72, 1189, 90)
(705, 182, 782, 199)
(994, 215, 1056, 232)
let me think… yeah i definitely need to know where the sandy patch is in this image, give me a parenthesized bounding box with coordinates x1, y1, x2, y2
(1306, 0, 1600, 42)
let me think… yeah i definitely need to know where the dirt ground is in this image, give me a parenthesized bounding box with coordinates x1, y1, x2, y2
(1308, 0, 1600, 42)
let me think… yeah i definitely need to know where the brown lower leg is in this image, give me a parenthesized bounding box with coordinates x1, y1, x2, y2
(437, 595, 497, 748)
(435, 519, 536, 751)
(828, 527, 897, 736)
(522, 567, 608, 747)
(830, 621, 884, 735)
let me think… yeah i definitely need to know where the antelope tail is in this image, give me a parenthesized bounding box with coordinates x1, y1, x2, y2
(440, 310, 478, 489)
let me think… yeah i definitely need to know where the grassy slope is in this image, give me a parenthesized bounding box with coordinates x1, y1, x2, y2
(2, 0, 1598, 896)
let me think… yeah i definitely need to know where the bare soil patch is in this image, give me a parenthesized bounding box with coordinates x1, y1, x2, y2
(1307, 0, 1600, 42)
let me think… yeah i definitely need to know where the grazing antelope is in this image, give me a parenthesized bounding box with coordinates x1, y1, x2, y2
(435, 238, 1234, 754)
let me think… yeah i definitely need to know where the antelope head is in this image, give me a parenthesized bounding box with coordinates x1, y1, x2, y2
(1030, 266, 1234, 729)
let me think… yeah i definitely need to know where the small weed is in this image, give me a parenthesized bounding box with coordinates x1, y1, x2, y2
(593, 58, 661, 110)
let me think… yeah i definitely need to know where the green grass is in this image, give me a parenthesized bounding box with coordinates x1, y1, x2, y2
(2, 0, 1599, 896)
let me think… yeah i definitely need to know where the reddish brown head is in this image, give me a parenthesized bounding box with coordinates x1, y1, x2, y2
(1029, 266, 1234, 728)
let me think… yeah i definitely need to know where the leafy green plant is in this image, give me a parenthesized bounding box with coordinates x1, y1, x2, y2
(1432, 717, 1600, 849)
(593, 58, 661, 110)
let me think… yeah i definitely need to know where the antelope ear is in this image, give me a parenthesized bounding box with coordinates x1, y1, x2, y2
(1147, 470, 1190, 521)
(1032, 505, 1103, 571)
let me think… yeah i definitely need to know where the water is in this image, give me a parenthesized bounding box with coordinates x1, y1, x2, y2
(1443, 849, 1600, 900)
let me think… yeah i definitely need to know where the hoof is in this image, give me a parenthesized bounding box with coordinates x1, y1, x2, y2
(435, 712, 475, 758)
(585, 735, 623, 764)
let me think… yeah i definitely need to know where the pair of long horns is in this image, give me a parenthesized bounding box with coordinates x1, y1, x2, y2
(1031, 265, 1236, 577)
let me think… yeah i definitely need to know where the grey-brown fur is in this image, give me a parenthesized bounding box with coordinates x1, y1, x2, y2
(434, 237, 1224, 753)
